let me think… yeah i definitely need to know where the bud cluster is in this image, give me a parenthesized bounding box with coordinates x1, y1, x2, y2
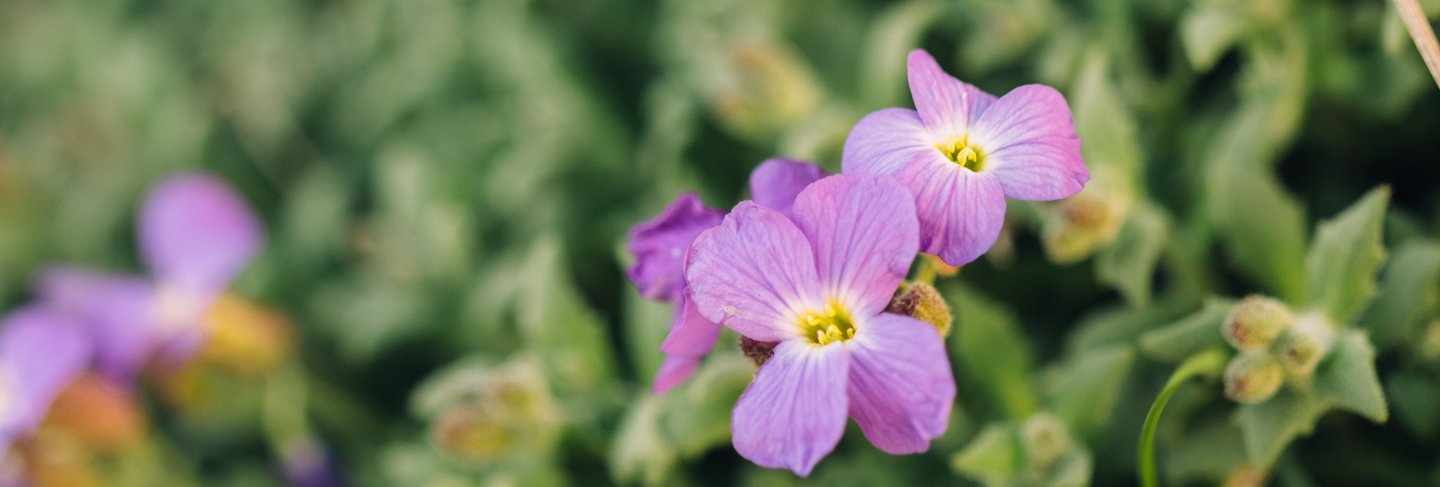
(1219, 296, 1336, 404)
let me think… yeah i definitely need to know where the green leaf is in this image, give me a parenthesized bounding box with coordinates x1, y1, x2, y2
(947, 283, 1038, 419)
(1096, 204, 1169, 307)
(1359, 240, 1440, 351)
(1139, 299, 1235, 363)
(1072, 51, 1142, 174)
(1312, 330, 1388, 422)
(1236, 389, 1328, 468)
(1388, 368, 1440, 439)
(951, 424, 1022, 485)
(1209, 162, 1308, 304)
(611, 394, 679, 486)
(1046, 345, 1135, 438)
(660, 354, 751, 457)
(1180, 4, 1249, 72)
(1305, 187, 1391, 323)
(857, 0, 944, 107)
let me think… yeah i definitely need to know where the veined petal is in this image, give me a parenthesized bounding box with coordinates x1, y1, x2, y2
(969, 85, 1088, 201)
(33, 267, 155, 381)
(686, 202, 822, 342)
(906, 49, 996, 137)
(732, 340, 850, 476)
(627, 193, 725, 301)
(749, 158, 827, 219)
(790, 175, 918, 318)
(846, 313, 954, 454)
(659, 292, 722, 357)
(897, 158, 1006, 266)
(841, 108, 933, 177)
(651, 355, 700, 395)
(0, 306, 93, 434)
(139, 172, 263, 297)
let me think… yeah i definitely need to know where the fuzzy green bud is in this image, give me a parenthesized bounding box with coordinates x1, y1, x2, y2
(1224, 352, 1284, 404)
(885, 281, 953, 337)
(1019, 413, 1071, 472)
(1275, 313, 1335, 385)
(1222, 296, 1293, 351)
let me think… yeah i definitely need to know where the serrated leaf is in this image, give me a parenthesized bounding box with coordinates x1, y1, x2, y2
(1066, 296, 1194, 355)
(1360, 240, 1440, 351)
(1387, 368, 1440, 439)
(1312, 330, 1388, 422)
(951, 424, 1022, 485)
(1096, 204, 1168, 307)
(1139, 299, 1235, 363)
(1047, 345, 1134, 438)
(1236, 390, 1328, 467)
(1209, 162, 1308, 304)
(948, 283, 1038, 419)
(1305, 187, 1390, 323)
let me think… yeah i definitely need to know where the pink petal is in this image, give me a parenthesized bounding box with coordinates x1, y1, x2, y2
(0, 306, 93, 434)
(732, 340, 850, 476)
(651, 355, 700, 394)
(896, 157, 1006, 266)
(841, 108, 933, 177)
(846, 313, 955, 454)
(686, 202, 822, 342)
(139, 172, 263, 297)
(659, 292, 723, 357)
(749, 158, 828, 219)
(789, 175, 918, 319)
(906, 50, 996, 137)
(626, 193, 725, 301)
(969, 85, 1088, 201)
(33, 266, 156, 381)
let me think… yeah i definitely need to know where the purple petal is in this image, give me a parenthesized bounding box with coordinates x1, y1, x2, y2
(139, 172, 263, 297)
(789, 175, 918, 319)
(33, 267, 156, 382)
(686, 202, 822, 342)
(627, 193, 725, 301)
(846, 313, 955, 454)
(651, 355, 701, 394)
(749, 158, 827, 219)
(896, 158, 1006, 266)
(732, 340, 850, 476)
(841, 108, 933, 177)
(0, 306, 93, 436)
(659, 292, 722, 357)
(906, 50, 996, 137)
(969, 85, 1088, 201)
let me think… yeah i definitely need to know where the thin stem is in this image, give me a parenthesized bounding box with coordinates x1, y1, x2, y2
(1138, 349, 1228, 487)
(913, 257, 937, 284)
(1393, 0, 1440, 89)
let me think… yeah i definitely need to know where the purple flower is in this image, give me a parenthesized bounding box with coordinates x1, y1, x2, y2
(685, 174, 954, 476)
(842, 49, 1088, 266)
(0, 306, 93, 454)
(627, 159, 827, 393)
(35, 172, 263, 380)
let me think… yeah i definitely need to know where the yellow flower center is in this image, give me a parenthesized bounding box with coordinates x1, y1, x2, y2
(798, 303, 856, 345)
(937, 137, 985, 172)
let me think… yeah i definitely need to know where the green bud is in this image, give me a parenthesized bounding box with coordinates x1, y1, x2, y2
(885, 281, 953, 337)
(1419, 320, 1440, 364)
(1222, 296, 1292, 351)
(1224, 352, 1284, 404)
(739, 337, 777, 367)
(1041, 167, 1132, 263)
(1020, 413, 1072, 472)
(1275, 313, 1335, 385)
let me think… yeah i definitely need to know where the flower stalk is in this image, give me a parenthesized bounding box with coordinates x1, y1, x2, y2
(1392, 0, 1440, 89)
(1139, 349, 1228, 487)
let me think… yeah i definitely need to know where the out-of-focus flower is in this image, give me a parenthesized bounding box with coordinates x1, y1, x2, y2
(707, 40, 822, 141)
(627, 159, 826, 393)
(417, 358, 559, 468)
(198, 294, 294, 378)
(41, 373, 147, 454)
(280, 438, 345, 487)
(34, 172, 263, 380)
(0, 307, 93, 457)
(685, 174, 953, 476)
(843, 49, 1089, 266)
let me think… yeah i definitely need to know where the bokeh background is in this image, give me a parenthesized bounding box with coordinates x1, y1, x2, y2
(1, 0, 1439, 485)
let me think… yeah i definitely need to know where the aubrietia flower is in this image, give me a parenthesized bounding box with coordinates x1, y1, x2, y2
(842, 49, 1089, 266)
(35, 172, 263, 381)
(627, 159, 827, 393)
(0, 306, 93, 456)
(685, 173, 954, 476)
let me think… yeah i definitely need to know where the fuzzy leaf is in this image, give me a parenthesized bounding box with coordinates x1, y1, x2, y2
(611, 395, 678, 486)
(1236, 390, 1328, 468)
(1096, 204, 1168, 307)
(1210, 162, 1308, 304)
(661, 354, 751, 457)
(948, 283, 1038, 419)
(1139, 299, 1235, 363)
(1047, 345, 1134, 438)
(1360, 240, 1440, 351)
(1305, 187, 1390, 324)
(1312, 330, 1388, 422)
(1180, 4, 1248, 72)
(1072, 51, 1142, 174)
(951, 424, 1021, 485)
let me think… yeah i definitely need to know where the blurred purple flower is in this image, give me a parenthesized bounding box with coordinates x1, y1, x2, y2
(35, 172, 263, 380)
(0, 306, 93, 455)
(685, 174, 954, 476)
(843, 49, 1088, 266)
(628, 159, 826, 394)
(281, 438, 345, 487)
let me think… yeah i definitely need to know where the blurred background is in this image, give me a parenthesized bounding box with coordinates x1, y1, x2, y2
(1, 0, 1439, 485)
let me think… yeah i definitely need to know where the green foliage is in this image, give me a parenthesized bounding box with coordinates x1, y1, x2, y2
(1305, 188, 1391, 323)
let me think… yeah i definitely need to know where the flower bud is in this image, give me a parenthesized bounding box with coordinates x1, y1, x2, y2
(1019, 413, 1071, 471)
(740, 337, 778, 367)
(1224, 352, 1284, 404)
(1275, 314, 1334, 385)
(1222, 296, 1292, 351)
(885, 281, 954, 337)
(1042, 167, 1132, 263)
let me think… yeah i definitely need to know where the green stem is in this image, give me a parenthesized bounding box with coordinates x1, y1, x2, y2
(914, 257, 937, 284)
(1138, 349, 1228, 487)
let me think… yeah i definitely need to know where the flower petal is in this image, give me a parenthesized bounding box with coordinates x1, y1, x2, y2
(749, 158, 828, 219)
(790, 174, 918, 318)
(906, 49, 996, 137)
(969, 85, 1088, 201)
(0, 306, 93, 434)
(846, 313, 954, 454)
(33, 267, 156, 381)
(627, 193, 725, 301)
(896, 158, 1006, 266)
(651, 355, 700, 395)
(659, 292, 722, 357)
(732, 340, 850, 476)
(139, 172, 263, 297)
(686, 202, 821, 342)
(841, 108, 933, 177)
